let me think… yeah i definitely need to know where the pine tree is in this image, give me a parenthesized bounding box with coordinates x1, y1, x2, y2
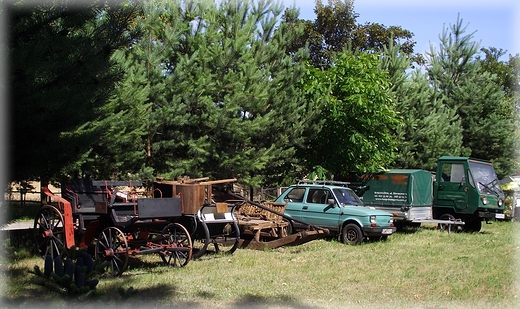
(393, 69, 465, 170)
(381, 41, 465, 170)
(426, 15, 515, 177)
(87, 0, 316, 187)
(8, 0, 139, 182)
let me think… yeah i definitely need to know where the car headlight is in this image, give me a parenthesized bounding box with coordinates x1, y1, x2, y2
(370, 215, 376, 225)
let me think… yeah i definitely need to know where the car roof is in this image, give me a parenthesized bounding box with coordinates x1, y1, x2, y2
(290, 180, 352, 189)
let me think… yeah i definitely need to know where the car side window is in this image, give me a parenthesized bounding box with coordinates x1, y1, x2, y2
(307, 188, 329, 204)
(284, 188, 305, 202)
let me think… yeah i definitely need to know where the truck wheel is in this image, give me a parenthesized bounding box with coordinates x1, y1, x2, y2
(438, 214, 458, 232)
(342, 223, 363, 245)
(462, 218, 482, 233)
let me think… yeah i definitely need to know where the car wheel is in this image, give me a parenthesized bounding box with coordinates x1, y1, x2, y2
(341, 223, 363, 245)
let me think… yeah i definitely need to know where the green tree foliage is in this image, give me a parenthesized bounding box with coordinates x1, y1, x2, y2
(84, 0, 318, 187)
(285, 0, 421, 69)
(426, 15, 516, 177)
(477, 49, 520, 174)
(381, 41, 465, 171)
(300, 52, 401, 175)
(7, 0, 139, 182)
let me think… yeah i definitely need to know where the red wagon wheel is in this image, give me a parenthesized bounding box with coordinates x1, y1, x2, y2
(95, 226, 129, 276)
(33, 205, 65, 260)
(160, 223, 192, 268)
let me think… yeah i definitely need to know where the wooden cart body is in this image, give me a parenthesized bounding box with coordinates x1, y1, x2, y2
(152, 178, 241, 259)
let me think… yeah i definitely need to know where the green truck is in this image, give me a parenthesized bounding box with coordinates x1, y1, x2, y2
(347, 156, 505, 232)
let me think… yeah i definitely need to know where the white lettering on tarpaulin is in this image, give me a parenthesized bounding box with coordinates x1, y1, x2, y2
(373, 191, 407, 202)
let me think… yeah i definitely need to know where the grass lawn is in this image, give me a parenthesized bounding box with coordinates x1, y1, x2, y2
(1, 220, 519, 309)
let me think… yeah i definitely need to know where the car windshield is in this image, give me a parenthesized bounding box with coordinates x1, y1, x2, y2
(333, 188, 363, 206)
(469, 161, 503, 196)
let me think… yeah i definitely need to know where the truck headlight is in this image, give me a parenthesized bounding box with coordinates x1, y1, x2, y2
(480, 196, 488, 205)
(498, 199, 504, 207)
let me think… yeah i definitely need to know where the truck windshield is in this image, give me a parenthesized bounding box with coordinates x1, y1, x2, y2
(333, 188, 363, 206)
(469, 161, 503, 196)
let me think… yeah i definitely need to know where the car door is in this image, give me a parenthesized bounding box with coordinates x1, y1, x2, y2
(280, 187, 307, 221)
(299, 187, 341, 230)
(434, 162, 469, 212)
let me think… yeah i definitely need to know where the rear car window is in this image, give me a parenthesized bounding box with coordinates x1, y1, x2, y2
(284, 188, 306, 202)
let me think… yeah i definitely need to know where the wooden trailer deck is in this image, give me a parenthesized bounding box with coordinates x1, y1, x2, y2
(233, 201, 290, 242)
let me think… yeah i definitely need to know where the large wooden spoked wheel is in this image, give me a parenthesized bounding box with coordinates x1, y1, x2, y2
(33, 205, 65, 260)
(160, 223, 192, 268)
(95, 226, 129, 276)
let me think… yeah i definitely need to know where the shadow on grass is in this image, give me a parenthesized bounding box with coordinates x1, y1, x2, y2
(229, 293, 316, 309)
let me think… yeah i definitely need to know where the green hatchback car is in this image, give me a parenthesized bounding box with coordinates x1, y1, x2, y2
(275, 180, 396, 245)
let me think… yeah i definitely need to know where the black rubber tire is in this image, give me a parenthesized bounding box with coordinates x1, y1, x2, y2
(462, 218, 482, 233)
(282, 218, 294, 237)
(210, 221, 240, 255)
(191, 220, 210, 259)
(438, 213, 458, 232)
(341, 223, 363, 245)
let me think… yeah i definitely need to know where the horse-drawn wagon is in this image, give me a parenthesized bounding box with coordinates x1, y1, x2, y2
(34, 179, 194, 276)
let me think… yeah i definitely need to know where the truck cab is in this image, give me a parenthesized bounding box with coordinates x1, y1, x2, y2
(433, 156, 505, 231)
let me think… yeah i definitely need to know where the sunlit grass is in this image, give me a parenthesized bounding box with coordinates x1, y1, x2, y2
(1, 221, 519, 308)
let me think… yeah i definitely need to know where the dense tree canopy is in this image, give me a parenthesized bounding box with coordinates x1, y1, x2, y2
(5, 0, 519, 188)
(285, 0, 422, 69)
(299, 52, 401, 175)
(7, 0, 140, 182)
(77, 0, 319, 187)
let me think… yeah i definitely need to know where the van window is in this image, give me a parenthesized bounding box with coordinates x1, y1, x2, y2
(441, 163, 465, 183)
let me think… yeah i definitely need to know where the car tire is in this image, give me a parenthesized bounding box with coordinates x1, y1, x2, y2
(341, 223, 363, 245)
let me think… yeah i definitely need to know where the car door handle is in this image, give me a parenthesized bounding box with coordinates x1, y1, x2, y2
(302, 206, 308, 210)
